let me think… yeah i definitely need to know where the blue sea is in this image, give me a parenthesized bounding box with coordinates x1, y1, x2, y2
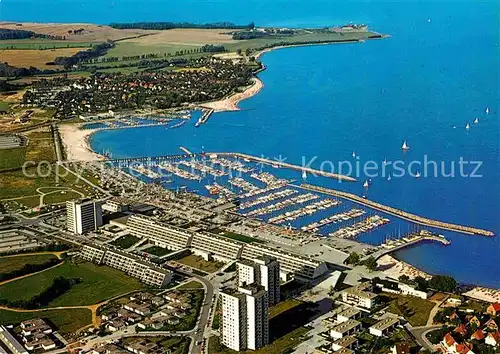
(4, 0, 499, 287)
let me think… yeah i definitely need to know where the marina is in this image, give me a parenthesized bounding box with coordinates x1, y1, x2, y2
(329, 215, 390, 239)
(268, 198, 341, 224)
(244, 193, 319, 217)
(239, 188, 298, 209)
(301, 208, 366, 233)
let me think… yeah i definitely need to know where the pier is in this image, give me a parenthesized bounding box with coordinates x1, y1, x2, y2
(179, 146, 192, 155)
(297, 183, 494, 237)
(195, 109, 214, 127)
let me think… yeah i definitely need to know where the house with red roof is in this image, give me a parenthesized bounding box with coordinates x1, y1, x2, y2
(467, 316, 481, 328)
(487, 303, 500, 317)
(470, 329, 485, 341)
(440, 333, 475, 354)
(454, 324, 467, 336)
(485, 318, 499, 331)
(485, 331, 500, 347)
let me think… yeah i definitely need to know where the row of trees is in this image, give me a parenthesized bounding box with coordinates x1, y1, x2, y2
(0, 276, 80, 309)
(53, 41, 115, 68)
(109, 21, 255, 30)
(0, 28, 66, 41)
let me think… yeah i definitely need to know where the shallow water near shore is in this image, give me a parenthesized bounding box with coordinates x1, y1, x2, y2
(8, 0, 499, 286)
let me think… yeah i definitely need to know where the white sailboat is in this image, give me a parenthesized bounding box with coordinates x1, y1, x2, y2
(363, 180, 369, 188)
(352, 151, 356, 158)
(387, 174, 392, 181)
(402, 140, 410, 150)
(485, 107, 489, 114)
(302, 170, 307, 180)
(465, 122, 470, 130)
(383, 158, 388, 165)
(415, 171, 421, 178)
(474, 117, 479, 124)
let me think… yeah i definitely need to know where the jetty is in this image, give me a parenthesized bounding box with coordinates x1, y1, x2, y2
(179, 146, 192, 155)
(297, 183, 494, 237)
(195, 108, 214, 127)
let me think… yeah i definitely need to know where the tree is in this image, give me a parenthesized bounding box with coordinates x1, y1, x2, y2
(345, 252, 360, 265)
(364, 256, 377, 272)
(428, 275, 457, 293)
(236, 48, 242, 56)
(413, 276, 429, 291)
(399, 274, 410, 284)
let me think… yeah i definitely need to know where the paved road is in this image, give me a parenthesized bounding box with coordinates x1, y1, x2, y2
(407, 324, 440, 352)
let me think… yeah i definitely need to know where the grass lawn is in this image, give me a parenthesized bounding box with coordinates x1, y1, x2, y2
(0, 147, 27, 170)
(0, 261, 143, 307)
(0, 308, 92, 335)
(0, 254, 58, 273)
(387, 294, 435, 326)
(42, 190, 83, 205)
(176, 254, 224, 273)
(269, 299, 302, 319)
(111, 235, 140, 249)
(177, 281, 203, 290)
(144, 245, 172, 257)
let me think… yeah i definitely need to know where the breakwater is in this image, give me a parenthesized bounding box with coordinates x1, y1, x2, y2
(297, 183, 494, 237)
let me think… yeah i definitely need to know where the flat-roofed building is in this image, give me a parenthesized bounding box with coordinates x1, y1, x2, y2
(332, 336, 358, 351)
(220, 289, 248, 351)
(330, 319, 362, 339)
(66, 199, 103, 234)
(369, 315, 400, 337)
(191, 232, 244, 262)
(333, 349, 354, 354)
(0, 325, 29, 354)
(241, 243, 328, 281)
(337, 307, 362, 324)
(237, 256, 280, 306)
(341, 283, 377, 309)
(81, 244, 172, 287)
(126, 215, 193, 251)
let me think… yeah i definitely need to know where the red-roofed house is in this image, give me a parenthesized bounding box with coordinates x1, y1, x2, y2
(485, 331, 500, 347)
(454, 324, 467, 336)
(487, 303, 500, 317)
(468, 316, 481, 328)
(470, 329, 485, 341)
(485, 318, 499, 331)
(440, 333, 475, 354)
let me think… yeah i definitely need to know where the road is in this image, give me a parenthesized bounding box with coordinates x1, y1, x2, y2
(407, 324, 440, 352)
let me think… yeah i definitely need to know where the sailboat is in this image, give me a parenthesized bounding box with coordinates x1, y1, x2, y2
(352, 151, 356, 158)
(474, 117, 479, 124)
(485, 107, 489, 114)
(302, 170, 307, 180)
(363, 180, 369, 188)
(402, 140, 410, 151)
(465, 122, 470, 130)
(415, 171, 421, 178)
(387, 174, 392, 181)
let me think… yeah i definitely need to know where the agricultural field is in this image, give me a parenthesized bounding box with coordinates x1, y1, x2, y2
(0, 253, 58, 274)
(0, 40, 93, 50)
(0, 261, 143, 307)
(0, 308, 92, 335)
(0, 147, 26, 171)
(0, 48, 83, 69)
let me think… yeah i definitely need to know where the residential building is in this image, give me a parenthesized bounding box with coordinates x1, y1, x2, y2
(391, 343, 411, 354)
(240, 243, 328, 280)
(336, 307, 363, 324)
(369, 315, 400, 337)
(20, 319, 52, 337)
(237, 256, 280, 306)
(0, 326, 29, 354)
(330, 320, 362, 339)
(191, 232, 244, 262)
(66, 198, 103, 234)
(440, 333, 475, 354)
(487, 303, 500, 317)
(126, 214, 193, 251)
(341, 283, 377, 309)
(220, 285, 269, 351)
(81, 244, 172, 287)
(331, 336, 358, 351)
(485, 332, 500, 347)
(102, 198, 129, 213)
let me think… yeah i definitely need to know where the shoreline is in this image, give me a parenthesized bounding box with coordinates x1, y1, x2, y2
(377, 254, 432, 281)
(58, 123, 103, 162)
(199, 77, 264, 112)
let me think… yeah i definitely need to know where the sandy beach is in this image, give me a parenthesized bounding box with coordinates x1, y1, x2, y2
(378, 254, 432, 280)
(200, 77, 263, 112)
(58, 123, 102, 162)
(463, 287, 500, 303)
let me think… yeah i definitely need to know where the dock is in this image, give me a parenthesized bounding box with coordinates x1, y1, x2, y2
(297, 183, 494, 237)
(179, 146, 192, 155)
(195, 109, 214, 127)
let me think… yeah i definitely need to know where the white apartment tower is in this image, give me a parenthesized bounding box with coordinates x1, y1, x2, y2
(237, 256, 280, 306)
(66, 199, 103, 234)
(220, 285, 269, 351)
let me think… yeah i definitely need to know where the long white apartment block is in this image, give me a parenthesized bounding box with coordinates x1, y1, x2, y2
(126, 214, 194, 250)
(190, 232, 244, 262)
(241, 243, 328, 280)
(81, 244, 172, 287)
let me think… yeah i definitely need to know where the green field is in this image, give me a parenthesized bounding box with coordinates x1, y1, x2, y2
(0, 254, 58, 274)
(0, 308, 92, 335)
(0, 261, 143, 307)
(175, 254, 224, 273)
(111, 235, 140, 249)
(387, 294, 435, 326)
(105, 43, 200, 59)
(0, 147, 27, 171)
(269, 299, 302, 319)
(177, 281, 203, 290)
(43, 190, 83, 205)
